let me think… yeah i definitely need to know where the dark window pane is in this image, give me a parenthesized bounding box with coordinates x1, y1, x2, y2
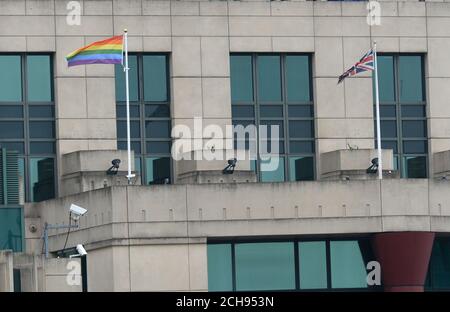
(289, 120, 313, 138)
(145, 104, 170, 118)
(146, 141, 171, 154)
(402, 120, 426, 138)
(286, 55, 311, 102)
(299, 241, 327, 289)
(27, 55, 52, 102)
(115, 55, 138, 102)
(117, 120, 140, 139)
(233, 120, 255, 128)
(376, 56, 395, 102)
(379, 120, 397, 138)
(403, 140, 427, 154)
(289, 156, 314, 181)
(116, 105, 140, 118)
(29, 121, 54, 138)
(30, 142, 55, 154)
(29, 105, 54, 118)
(235, 242, 295, 291)
(207, 244, 233, 292)
(0, 105, 23, 118)
(330, 241, 367, 289)
(118, 140, 141, 154)
(145, 157, 171, 184)
(145, 120, 171, 138)
(378, 105, 396, 118)
(260, 156, 285, 182)
(230, 55, 253, 103)
(30, 157, 55, 202)
(401, 105, 426, 118)
(380, 140, 398, 154)
(143, 55, 167, 102)
(403, 156, 427, 178)
(428, 239, 450, 290)
(0, 208, 23, 252)
(234, 139, 257, 151)
(0, 122, 23, 139)
(399, 56, 423, 103)
(257, 55, 281, 102)
(232, 105, 254, 118)
(0, 55, 22, 102)
(260, 120, 284, 139)
(288, 105, 313, 118)
(289, 141, 315, 154)
(260, 105, 283, 118)
(260, 139, 284, 154)
(0, 142, 24, 154)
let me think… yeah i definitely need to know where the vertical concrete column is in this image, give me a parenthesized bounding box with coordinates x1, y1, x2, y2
(55, 13, 117, 191)
(372, 232, 435, 292)
(171, 2, 231, 181)
(0, 250, 14, 292)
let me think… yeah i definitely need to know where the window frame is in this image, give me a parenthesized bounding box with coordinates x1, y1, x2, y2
(0, 53, 56, 202)
(230, 53, 316, 182)
(375, 53, 428, 178)
(207, 236, 380, 292)
(116, 53, 172, 185)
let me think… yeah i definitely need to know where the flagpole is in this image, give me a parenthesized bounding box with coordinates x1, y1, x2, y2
(124, 29, 133, 184)
(373, 41, 383, 180)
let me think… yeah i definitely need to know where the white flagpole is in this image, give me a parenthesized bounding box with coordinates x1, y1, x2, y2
(373, 41, 383, 180)
(124, 29, 134, 184)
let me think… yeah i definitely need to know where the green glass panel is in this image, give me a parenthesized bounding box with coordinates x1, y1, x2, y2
(403, 140, 427, 154)
(117, 120, 140, 139)
(0, 208, 23, 252)
(330, 241, 367, 289)
(145, 120, 171, 138)
(134, 157, 141, 174)
(232, 105, 255, 118)
(402, 156, 427, 178)
(115, 55, 138, 102)
(289, 141, 314, 154)
(289, 120, 313, 138)
(258, 56, 282, 102)
(286, 55, 310, 102)
(116, 105, 140, 118)
(375, 56, 395, 103)
(402, 120, 427, 138)
(260, 105, 283, 118)
(399, 56, 423, 103)
(260, 157, 285, 182)
(230, 55, 253, 103)
(428, 239, 450, 289)
(29, 121, 55, 138)
(145, 157, 171, 185)
(143, 55, 167, 102)
(235, 242, 295, 291)
(145, 104, 169, 118)
(288, 105, 313, 118)
(27, 55, 52, 102)
(289, 156, 314, 181)
(29, 157, 55, 202)
(299, 241, 327, 289)
(401, 105, 426, 118)
(207, 244, 233, 291)
(0, 55, 22, 102)
(29, 105, 54, 118)
(0, 142, 24, 154)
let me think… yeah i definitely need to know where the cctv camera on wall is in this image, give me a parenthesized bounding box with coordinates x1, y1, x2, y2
(70, 204, 88, 221)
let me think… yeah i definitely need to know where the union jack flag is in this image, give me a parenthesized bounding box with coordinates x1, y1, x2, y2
(338, 49, 374, 84)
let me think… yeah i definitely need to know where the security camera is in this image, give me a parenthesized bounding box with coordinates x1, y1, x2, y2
(70, 204, 88, 220)
(76, 244, 87, 256)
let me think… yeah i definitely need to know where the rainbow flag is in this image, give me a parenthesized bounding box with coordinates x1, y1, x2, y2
(66, 35, 123, 67)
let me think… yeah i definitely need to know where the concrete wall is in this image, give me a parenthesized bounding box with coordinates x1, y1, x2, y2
(25, 178, 450, 291)
(2, 0, 450, 189)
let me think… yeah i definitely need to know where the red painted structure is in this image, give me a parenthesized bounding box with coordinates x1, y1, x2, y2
(372, 232, 435, 292)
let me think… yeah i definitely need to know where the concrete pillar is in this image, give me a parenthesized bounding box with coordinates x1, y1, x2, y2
(372, 232, 435, 292)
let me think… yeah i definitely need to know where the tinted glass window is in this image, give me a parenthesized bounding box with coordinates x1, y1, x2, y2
(289, 156, 314, 181)
(145, 157, 171, 184)
(29, 121, 54, 138)
(376, 56, 395, 102)
(260, 157, 285, 182)
(207, 244, 233, 291)
(29, 157, 55, 202)
(299, 241, 327, 289)
(286, 56, 311, 102)
(230, 55, 253, 103)
(257, 56, 282, 102)
(399, 56, 423, 103)
(0, 105, 23, 118)
(403, 156, 427, 178)
(0, 121, 24, 139)
(143, 55, 167, 102)
(115, 55, 138, 101)
(27, 55, 52, 102)
(235, 242, 295, 291)
(330, 241, 367, 289)
(0, 55, 22, 102)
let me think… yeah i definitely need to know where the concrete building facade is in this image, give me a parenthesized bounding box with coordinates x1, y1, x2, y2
(1, 0, 450, 292)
